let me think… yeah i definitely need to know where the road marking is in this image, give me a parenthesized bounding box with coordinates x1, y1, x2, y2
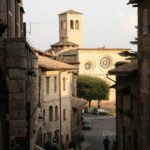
(102, 130, 116, 137)
(84, 116, 115, 120)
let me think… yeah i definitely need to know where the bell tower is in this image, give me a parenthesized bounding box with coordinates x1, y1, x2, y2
(58, 10, 82, 48)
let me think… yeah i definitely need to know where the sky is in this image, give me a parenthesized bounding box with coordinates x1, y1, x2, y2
(24, 0, 137, 51)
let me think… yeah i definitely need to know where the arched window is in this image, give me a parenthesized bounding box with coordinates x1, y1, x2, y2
(61, 21, 63, 29)
(63, 20, 66, 29)
(70, 20, 74, 29)
(55, 106, 58, 121)
(75, 20, 79, 29)
(49, 106, 53, 121)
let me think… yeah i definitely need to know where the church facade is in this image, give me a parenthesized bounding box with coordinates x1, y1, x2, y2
(47, 10, 131, 108)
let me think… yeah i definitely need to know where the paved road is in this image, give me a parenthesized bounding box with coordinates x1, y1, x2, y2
(81, 114, 116, 150)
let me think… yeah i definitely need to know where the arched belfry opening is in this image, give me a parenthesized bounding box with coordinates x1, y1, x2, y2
(70, 20, 74, 29)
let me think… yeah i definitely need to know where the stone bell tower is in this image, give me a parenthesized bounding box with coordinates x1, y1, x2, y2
(58, 10, 82, 48)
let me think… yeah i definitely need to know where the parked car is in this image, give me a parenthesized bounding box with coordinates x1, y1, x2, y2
(93, 108, 109, 115)
(82, 120, 92, 130)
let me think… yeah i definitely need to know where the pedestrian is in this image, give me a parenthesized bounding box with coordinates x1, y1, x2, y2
(79, 143, 81, 150)
(103, 136, 110, 150)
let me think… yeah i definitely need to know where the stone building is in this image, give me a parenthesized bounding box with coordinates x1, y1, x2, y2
(47, 10, 131, 108)
(108, 0, 150, 150)
(0, 0, 25, 38)
(128, 0, 150, 150)
(35, 50, 79, 148)
(0, 0, 39, 149)
(109, 60, 139, 150)
(71, 97, 87, 149)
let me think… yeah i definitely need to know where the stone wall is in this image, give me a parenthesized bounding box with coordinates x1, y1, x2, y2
(0, 0, 24, 38)
(0, 38, 38, 149)
(138, 0, 150, 149)
(116, 73, 139, 150)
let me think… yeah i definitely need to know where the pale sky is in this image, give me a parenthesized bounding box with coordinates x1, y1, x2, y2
(24, 0, 137, 51)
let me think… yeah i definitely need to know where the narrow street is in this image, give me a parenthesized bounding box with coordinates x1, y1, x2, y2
(81, 114, 116, 150)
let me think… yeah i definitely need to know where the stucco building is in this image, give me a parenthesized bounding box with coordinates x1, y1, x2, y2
(47, 10, 131, 108)
(35, 50, 81, 148)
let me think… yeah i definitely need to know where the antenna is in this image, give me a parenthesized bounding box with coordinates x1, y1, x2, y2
(26, 22, 42, 35)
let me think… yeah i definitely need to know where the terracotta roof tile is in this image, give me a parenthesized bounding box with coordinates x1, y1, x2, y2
(59, 10, 82, 15)
(71, 97, 87, 110)
(51, 40, 78, 47)
(38, 55, 78, 70)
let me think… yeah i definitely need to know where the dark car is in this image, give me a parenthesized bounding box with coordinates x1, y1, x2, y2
(82, 120, 92, 130)
(93, 108, 109, 115)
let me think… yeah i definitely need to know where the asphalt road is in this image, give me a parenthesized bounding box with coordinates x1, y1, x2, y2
(81, 114, 116, 150)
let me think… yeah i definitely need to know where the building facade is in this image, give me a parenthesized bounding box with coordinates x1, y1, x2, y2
(109, 61, 139, 150)
(0, 0, 25, 38)
(35, 51, 78, 148)
(47, 10, 131, 108)
(0, 0, 39, 149)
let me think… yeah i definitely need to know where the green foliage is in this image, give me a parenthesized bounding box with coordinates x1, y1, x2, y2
(0, 18, 7, 37)
(118, 51, 137, 60)
(77, 75, 109, 102)
(115, 61, 128, 67)
(115, 51, 137, 67)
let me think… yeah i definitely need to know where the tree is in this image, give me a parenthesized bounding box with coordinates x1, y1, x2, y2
(77, 75, 109, 108)
(115, 26, 137, 67)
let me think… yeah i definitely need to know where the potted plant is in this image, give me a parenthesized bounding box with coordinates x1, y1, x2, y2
(0, 18, 7, 37)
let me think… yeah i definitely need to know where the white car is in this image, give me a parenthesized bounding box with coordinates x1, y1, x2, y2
(93, 108, 109, 115)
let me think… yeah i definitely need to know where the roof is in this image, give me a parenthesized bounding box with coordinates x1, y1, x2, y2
(127, 0, 140, 4)
(59, 10, 82, 15)
(51, 40, 78, 47)
(34, 49, 52, 57)
(38, 55, 78, 71)
(108, 60, 138, 75)
(71, 97, 87, 110)
(78, 48, 131, 51)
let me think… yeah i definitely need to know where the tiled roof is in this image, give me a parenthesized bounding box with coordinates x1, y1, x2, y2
(38, 55, 78, 70)
(78, 48, 131, 51)
(34, 49, 52, 57)
(108, 60, 138, 75)
(59, 10, 82, 15)
(71, 97, 87, 110)
(51, 40, 78, 47)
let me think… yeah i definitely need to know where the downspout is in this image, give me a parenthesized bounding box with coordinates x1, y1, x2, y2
(59, 71, 62, 146)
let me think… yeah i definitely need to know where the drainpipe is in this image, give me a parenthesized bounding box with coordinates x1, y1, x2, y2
(59, 71, 62, 146)
(106, 74, 115, 83)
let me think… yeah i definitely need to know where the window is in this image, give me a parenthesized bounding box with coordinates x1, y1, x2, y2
(75, 20, 79, 29)
(143, 9, 148, 35)
(55, 106, 58, 121)
(54, 76, 57, 93)
(43, 109, 45, 124)
(46, 77, 50, 94)
(63, 77, 66, 91)
(61, 21, 63, 29)
(70, 20, 74, 29)
(49, 106, 53, 121)
(63, 109, 66, 121)
(63, 20, 66, 29)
